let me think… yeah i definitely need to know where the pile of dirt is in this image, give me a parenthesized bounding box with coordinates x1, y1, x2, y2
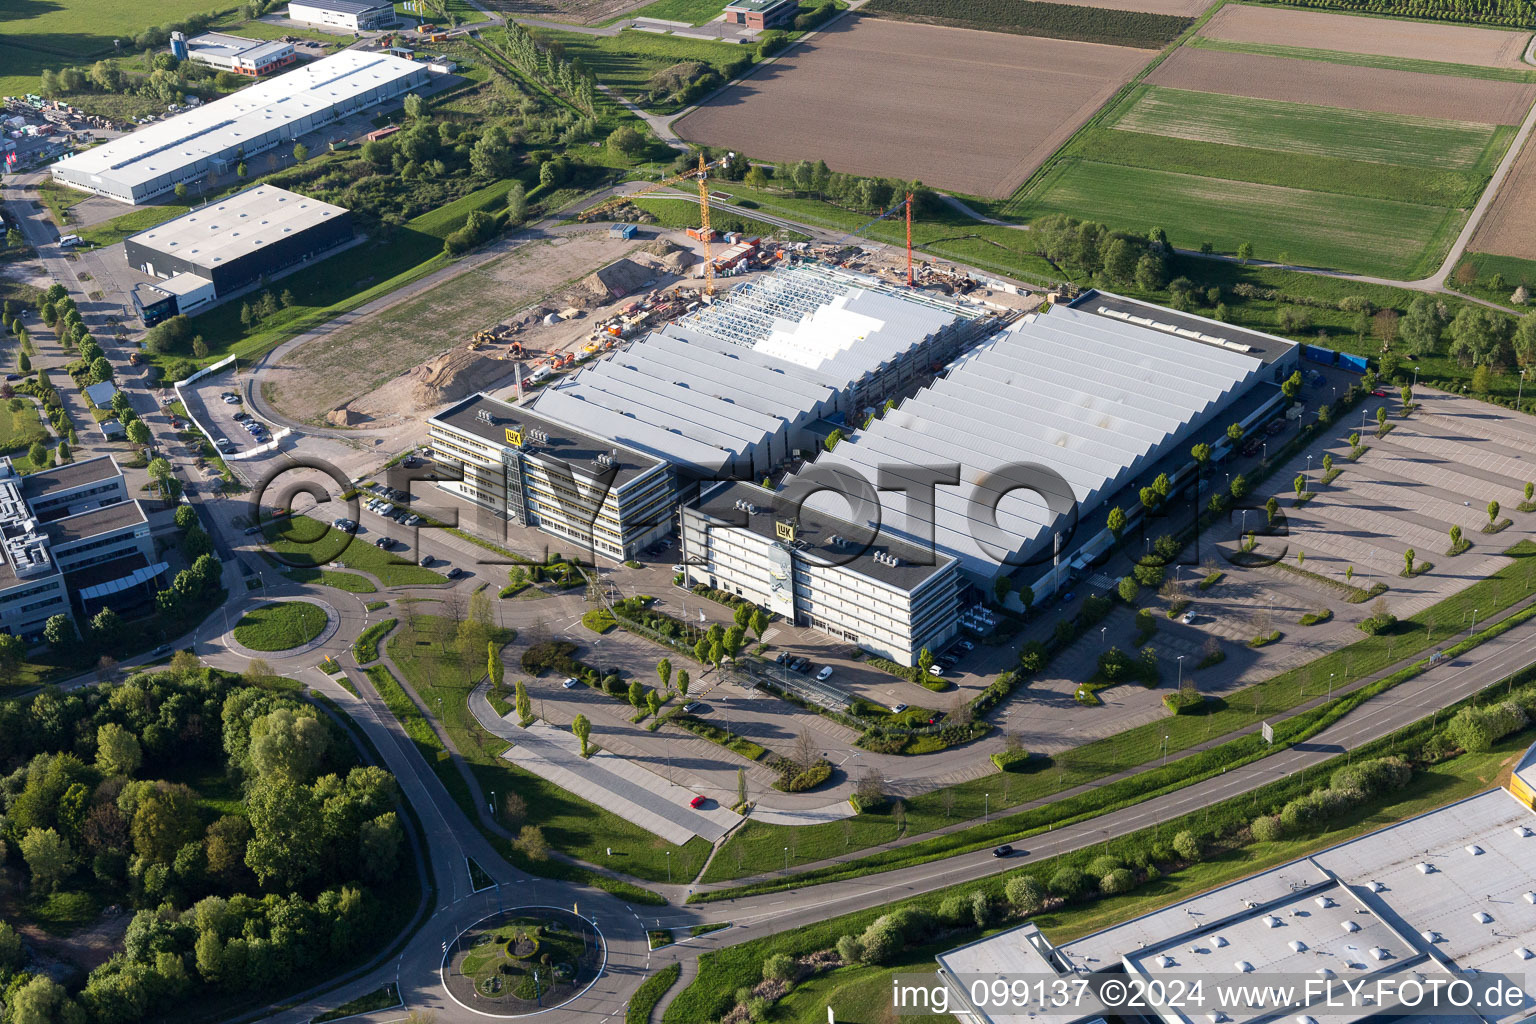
(560, 244, 695, 307)
(353, 345, 515, 416)
(648, 61, 709, 95)
(325, 407, 365, 427)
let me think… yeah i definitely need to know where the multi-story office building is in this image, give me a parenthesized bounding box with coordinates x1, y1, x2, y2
(681, 480, 960, 666)
(427, 394, 676, 562)
(0, 456, 160, 642)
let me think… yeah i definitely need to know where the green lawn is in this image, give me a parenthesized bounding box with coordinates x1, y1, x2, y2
(1110, 85, 1510, 172)
(624, 0, 729, 23)
(1447, 251, 1536, 309)
(0, 0, 220, 96)
(76, 201, 205, 250)
(354, 618, 398, 664)
(314, 984, 400, 1023)
(1019, 159, 1466, 278)
(232, 601, 328, 651)
(528, 27, 747, 104)
(281, 567, 378, 593)
(262, 515, 449, 587)
(0, 401, 47, 452)
(385, 615, 712, 885)
(1188, 34, 1536, 84)
(630, 196, 809, 241)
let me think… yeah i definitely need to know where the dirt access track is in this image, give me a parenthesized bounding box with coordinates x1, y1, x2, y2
(1469, 130, 1536, 259)
(673, 16, 1155, 199)
(1147, 47, 1536, 123)
(1200, 4, 1533, 69)
(262, 229, 654, 426)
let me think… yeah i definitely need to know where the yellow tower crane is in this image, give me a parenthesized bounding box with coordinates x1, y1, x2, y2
(578, 152, 735, 295)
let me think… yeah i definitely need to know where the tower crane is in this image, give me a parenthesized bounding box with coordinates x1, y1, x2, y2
(578, 152, 735, 295)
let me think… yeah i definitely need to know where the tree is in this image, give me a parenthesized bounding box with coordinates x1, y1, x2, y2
(249, 707, 329, 781)
(1236, 241, 1253, 261)
(403, 92, 426, 119)
(43, 612, 75, 652)
(1450, 524, 1463, 550)
(657, 657, 673, 692)
(1118, 576, 1139, 604)
(175, 183, 189, 200)
(1294, 474, 1306, 500)
(513, 824, 550, 861)
(1190, 442, 1211, 475)
(471, 126, 516, 179)
(1404, 548, 1415, 575)
(1106, 505, 1126, 539)
(916, 646, 935, 677)
(20, 827, 76, 891)
(148, 457, 174, 498)
(504, 182, 528, 227)
(1134, 252, 1166, 291)
(750, 607, 770, 640)
(627, 679, 645, 709)
(646, 689, 662, 718)
(1376, 406, 1388, 432)
(28, 440, 47, 468)
(292, 141, 309, 163)
(95, 722, 141, 777)
(676, 669, 689, 697)
(89, 356, 112, 383)
(1280, 371, 1302, 403)
(1227, 422, 1244, 445)
(1448, 305, 1508, 366)
(0, 631, 21, 688)
(9, 975, 83, 1024)
(1489, 499, 1501, 525)
(514, 677, 532, 724)
(1005, 874, 1044, 914)
(733, 601, 754, 631)
(244, 774, 321, 887)
(17, 350, 29, 373)
(124, 418, 152, 449)
(572, 713, 591, 756)
(607, 125, 645, 157)
(1265, 496, 1279, 525)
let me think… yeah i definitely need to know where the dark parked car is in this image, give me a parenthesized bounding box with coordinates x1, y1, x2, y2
(1265, 419, 1286, 436)
(992, 845, 1014, 858)
(1242, 438, 1262, 457)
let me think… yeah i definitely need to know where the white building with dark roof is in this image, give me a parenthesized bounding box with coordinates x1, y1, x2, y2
(286, 0, 398, 31)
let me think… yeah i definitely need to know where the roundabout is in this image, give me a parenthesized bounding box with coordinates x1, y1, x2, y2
(229, 597, 339, 656)
(441, 907, 605, 1017)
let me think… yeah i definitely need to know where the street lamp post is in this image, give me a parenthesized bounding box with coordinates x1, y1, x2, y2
(1101, 626, 1107, 648)
(783, 846, 789, 871)
(1520, 369, 1528, 411)
(666, 849, 671, 884)
(1328, 672, 1334, 699)
(1176, 654, 1185, 693)
(1161, 733, 1170, 767)
(985, 792, 989, 821)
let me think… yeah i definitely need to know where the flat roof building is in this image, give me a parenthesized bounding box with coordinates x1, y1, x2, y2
(681, 480, 960, 667)
(428, 395, 676, 563)
(287, 0, 398, 31)
(723, 0, 798, 29)
(0, 456, 160, 642)
(785, 292, 1300, 594)
(183, 32, 298, 76)
(50, 50, 426, 203)
(938, 777, 1536, 1024)
(125, 185, 353, 316)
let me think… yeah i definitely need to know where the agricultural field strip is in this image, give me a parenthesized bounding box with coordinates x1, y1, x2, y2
(1146, 47, 1536, 124)
(1467, 115, 1536, 260)
(1109, 86, 1508, 172)
(1198, 3, 1532, 69)
(1186, 36, 1536, 84)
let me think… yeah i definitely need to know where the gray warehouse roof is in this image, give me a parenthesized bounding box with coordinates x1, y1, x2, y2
(51, 51, 424, 197)
(793, 299, 1287, 579)
(531, 265, 983, 474)
(289, 0, 393, 13)
(127, 184, 347, 268)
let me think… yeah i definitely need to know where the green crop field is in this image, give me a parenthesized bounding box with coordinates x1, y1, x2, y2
(622, 0, 730, 24)
(1020, 159, 1466, 278)
(1111, 86, 1510, 171)
(1186, 36, 1536, 83)
(0, 0, 230, 96)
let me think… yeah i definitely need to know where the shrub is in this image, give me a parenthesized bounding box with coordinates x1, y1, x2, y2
(762, 953, 796, 983)
(776, 759, 832, 792)
(1085, 855, 1124, 878)
(1018, 641, 1046, 674)
(938, 893, 971, 925)
(1357, 612, 1397, 635)
(1101, 868, 1136, 895)
(991, 748, 1031, 772)
(857, 917, 902, 964)
(1005, 875, 1043, 914)
(1172, 830, 1202, 862)
(1250, 815, 1285, 842)
(1446, 701, 1529, 753)
(835, 934, 863, 964)
(1049, 866, 1090, 899)
(1330, 756, 1412, 799)
(970, 890, 995, 928)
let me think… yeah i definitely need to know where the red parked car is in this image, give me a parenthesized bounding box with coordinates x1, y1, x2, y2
(689, 795, 706, 809)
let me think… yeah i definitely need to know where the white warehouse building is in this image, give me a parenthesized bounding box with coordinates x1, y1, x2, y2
(49, 50, 427, 204)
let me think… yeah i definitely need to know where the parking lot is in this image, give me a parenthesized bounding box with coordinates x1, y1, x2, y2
(178, 370, 277, 456)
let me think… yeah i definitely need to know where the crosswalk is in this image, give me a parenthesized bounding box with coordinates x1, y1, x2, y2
(1087, 573, 1117, 590)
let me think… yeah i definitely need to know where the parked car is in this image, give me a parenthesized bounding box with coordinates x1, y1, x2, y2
(1372, 387, 1390, 397)
(816, 665, 834, 681)
(791, 657, 811, 673)
(374, 537, 390, 548)
(233, 411, 249, 421)
(689, 795, 707, 809)
(955, 639, 975, 653)
(562, 677, 579, 689)
(993, 845, 1015, 858)
(1266, 419, 1286, 436)
(671, 564, 685, 574)
(1242, 438, 1262, 457)
(927, 664, 944, 677)
(1181, 611, 1196, 625)
(683, 702, 700, 713)
(445, 566, 462, 579)
(419, 554, 433, 566)
(891, 703, 908, 714)
(243, 525, 261, 536)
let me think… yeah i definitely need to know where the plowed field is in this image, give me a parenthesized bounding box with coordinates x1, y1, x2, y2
(1200, 5, 1531, 69)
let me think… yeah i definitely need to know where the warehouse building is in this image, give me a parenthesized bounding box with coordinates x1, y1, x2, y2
(0, 456, 161, 642)
(181, 32, 298, 77)
(50, 50, 426, 203)
(722, 0, 798, 29)
(530, 264, 995, 480)
(125, 185, 353, 323)
(681, 481, 960, 666)
(937, 770, 1536, 1024)
(783, 292, 1300, 601)
(286, 0, 398, 31)
(427, 395, 677, 562)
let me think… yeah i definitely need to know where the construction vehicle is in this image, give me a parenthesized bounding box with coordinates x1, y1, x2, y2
(578, 152, 735, 294)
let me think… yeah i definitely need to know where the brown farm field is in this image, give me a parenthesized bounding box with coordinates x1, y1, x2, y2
(1146, 47, 1536, 123)
(1044, 0, 1212, 15)
(1468, 133, 1536, 259)
(1199, 5, 1532, 69)
(672, 17, 1155, 199)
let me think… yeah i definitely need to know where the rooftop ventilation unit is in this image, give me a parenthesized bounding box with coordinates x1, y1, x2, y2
(1517, 948, 1534, 961)
(1466, 845, 1484, 856)
(1525, 892, 1536, 905)
(1264, 916, 1282, 929)
(1213, 936, 1229, 948)
(1158, 955, 1176, 968)
(527, 428, 549, 444)
(1317, 968, 1337, 979)
(595, 453, 613, 468)
(1315, 897, 1336, 909)
(1369, 947, 1390, 962)
(1474, 912, 1493, 924)
(1516, 826, 1533, 838)
(1422, 931, 1441, 943)
(1341, 921, 1361, 933)
(1370, 881, 1386, 893)
(1416, 863, 1435, 874)
(1234, 961, 1254, 974)
(475, 409, 494, 424)
(1290, 941, 1308, 953)
(1209, 1014, 1229, 1024)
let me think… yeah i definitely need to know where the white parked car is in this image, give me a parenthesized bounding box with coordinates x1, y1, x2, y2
(562, 677, 579, 689)
(1181, 611, 1197, 625)
(816, 666, 834, 681)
